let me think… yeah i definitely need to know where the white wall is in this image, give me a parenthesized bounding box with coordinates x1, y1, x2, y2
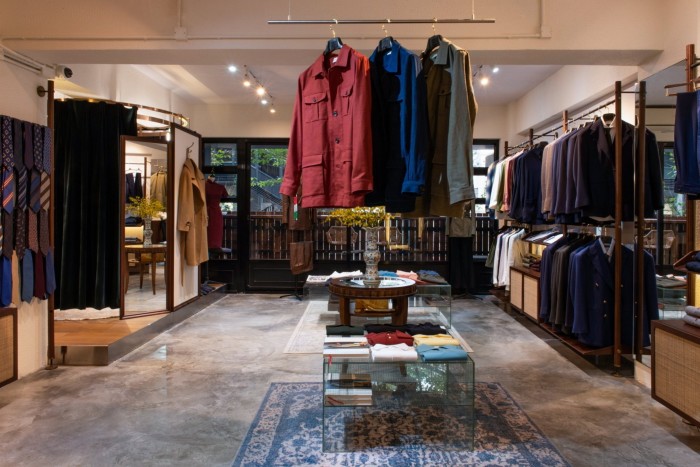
(190, 103, 293, 138)
(506, 65, 639, 140)
(0, 61, 50, 378)
(474, 105, 508, 143)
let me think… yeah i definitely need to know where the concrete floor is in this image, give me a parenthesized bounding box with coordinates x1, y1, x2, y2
(0, 293, 699, 466)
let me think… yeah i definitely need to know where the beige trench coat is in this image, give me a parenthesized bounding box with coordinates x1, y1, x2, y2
(177, 158, 208, 269)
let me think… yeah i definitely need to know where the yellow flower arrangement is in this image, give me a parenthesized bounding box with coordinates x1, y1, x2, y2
(325, 206, 392, 228)
(127, 196, 165, 220)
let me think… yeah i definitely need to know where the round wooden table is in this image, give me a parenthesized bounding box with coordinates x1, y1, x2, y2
(328, 277, 417, 326)
(124, 244, 167, 295)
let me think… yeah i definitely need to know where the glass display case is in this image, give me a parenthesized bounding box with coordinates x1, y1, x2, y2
(322, 357, 475, 452)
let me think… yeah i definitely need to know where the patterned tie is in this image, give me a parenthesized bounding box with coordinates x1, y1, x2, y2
(13, 119, 24, 171)
(33, 124, 43, 170)
(39, 209, 49, 255)
(2, 211, 12, 258)
(29, 170, 41, 213)
(43, 127, 52, 174)
(1, 117, 15, 214)
(15, 209, 25, 259)
(27, 210, 38, 253)
(0, 221, 3, 257)
(23, 123, 34, 171)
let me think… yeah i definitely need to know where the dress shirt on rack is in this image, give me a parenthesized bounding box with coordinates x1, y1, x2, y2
(491, 227, 527, 289)
(281, 44, 373, 208)
(365, 38, 428, 213)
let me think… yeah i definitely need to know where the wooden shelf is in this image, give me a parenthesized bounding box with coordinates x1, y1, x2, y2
(539, 323, 614, 356)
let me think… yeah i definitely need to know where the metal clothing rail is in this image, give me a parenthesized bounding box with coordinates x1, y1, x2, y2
(268, 18, 496, 25)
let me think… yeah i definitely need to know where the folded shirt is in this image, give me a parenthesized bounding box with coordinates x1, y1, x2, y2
(685, 306, 700, 319)
(683, 314, 700, 328)
(685, 261, 700, 273)
(364, 324, 409, 334)
(371, 343, 418, 362)
(366, 331, 414, 346)
(326, 325, 365, 336)
(404, 322, 447, 336)
(416, 344, 469, 361)
(417, 270, 448, 284)
(396, 270, 419, 281)
(412, 333, 460, 346)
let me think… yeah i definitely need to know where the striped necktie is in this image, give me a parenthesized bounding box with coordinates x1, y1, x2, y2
(29, 170, 41, 213)
(1, 117, 15, 214)
(40, 172, 50, 210)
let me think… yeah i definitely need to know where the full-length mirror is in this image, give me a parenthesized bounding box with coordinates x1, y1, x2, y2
(635, 60, 688, 367)
(120, 137, 172, 317)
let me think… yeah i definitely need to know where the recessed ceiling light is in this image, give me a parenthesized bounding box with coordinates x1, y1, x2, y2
(256, 86, 266, 96)
(492, 66, 500, 73)
(270, 107, 276, 114)
(480, 76, 490, 86)
(228, 65, 237, 73)
(261, 99, 268, 105)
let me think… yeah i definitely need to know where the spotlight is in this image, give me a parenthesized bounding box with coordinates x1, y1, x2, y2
(256, 86, 265, 96)
(165, 128, 172, 142)
(492, 66, 500, 73)
(261, 98, 268, 105)
(55, 65, 73, 79)
(243, 74, 251, 87)
(479, 76, 490, 86)
(228, 65, 237, 73)
(270, 107, 276, 114)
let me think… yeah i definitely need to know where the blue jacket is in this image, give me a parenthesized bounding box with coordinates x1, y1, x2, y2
(673, 91, 700, 196)
(365, 38, 428, 213)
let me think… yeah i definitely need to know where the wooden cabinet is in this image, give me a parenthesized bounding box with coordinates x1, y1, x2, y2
(652, 319, 700, 426)
(509, 266, 540, 322)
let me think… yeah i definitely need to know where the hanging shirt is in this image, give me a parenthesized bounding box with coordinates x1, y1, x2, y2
(280, 45, 373, 208)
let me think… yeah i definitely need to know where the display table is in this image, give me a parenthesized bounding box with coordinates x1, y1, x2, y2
(328, 277, 417, 326)
(124, 244, 167, 295)
(322, 357, 475, 452)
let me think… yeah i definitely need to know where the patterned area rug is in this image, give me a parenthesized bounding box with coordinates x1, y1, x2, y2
(232, 382, 570, 466)
(284, 300, 473, 354)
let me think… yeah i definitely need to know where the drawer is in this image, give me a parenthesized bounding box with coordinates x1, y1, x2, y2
(523, 275, 539, 321)
(510, 269, 523, 310)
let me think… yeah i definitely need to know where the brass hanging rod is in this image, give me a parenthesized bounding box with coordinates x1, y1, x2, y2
(268, 18, 495, 25)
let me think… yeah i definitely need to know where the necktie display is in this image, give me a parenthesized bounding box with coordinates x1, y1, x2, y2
(16, 167, 27, 210)
(20, 249, 33, 303)
(33, 250, 45, 299)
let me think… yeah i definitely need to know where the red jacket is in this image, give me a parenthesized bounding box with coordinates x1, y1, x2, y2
(280, 45, 373, 208)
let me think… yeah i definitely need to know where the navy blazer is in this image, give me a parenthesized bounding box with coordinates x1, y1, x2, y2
(365, 38, 428, 212)
(574, 119, 635, 221)
(673, 91, 700, 196)
(571, 241, 659, 348)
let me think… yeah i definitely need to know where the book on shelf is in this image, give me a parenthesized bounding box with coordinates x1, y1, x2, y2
(325, 372, 372, 389)
(325, 386, 373, 406)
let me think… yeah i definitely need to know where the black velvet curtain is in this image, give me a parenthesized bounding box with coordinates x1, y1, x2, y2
(54, 101, 137, 310)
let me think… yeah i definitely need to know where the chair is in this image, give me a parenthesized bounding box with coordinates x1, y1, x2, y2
(326, 226, 358, 246)
(124, 225, 166, 294)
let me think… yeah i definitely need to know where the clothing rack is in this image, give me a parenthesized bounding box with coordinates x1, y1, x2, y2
(522, 82, 647, 369)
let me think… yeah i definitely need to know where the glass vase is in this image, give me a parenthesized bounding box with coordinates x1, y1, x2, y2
(143, 218, 153, 247)
(362, 226, 383, 287)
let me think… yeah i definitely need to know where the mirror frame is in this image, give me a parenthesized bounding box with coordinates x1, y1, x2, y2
(119, 135, 174, 319)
